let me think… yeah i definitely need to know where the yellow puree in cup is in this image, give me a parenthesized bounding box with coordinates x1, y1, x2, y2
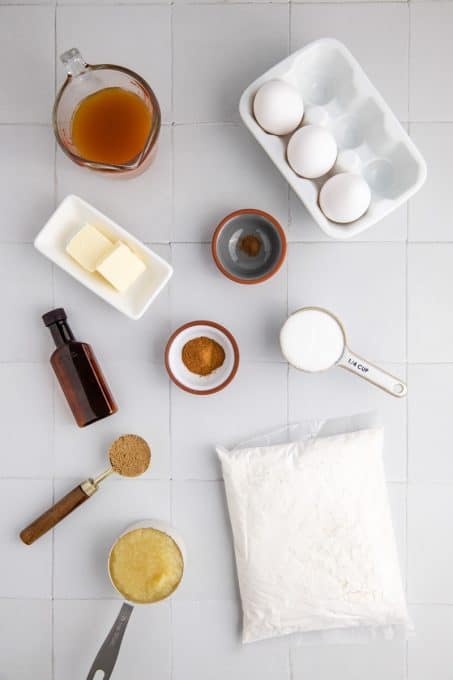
(109, 528, 184, 604)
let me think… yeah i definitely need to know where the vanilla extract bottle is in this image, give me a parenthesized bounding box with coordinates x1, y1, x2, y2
(43, 308, 118, 427)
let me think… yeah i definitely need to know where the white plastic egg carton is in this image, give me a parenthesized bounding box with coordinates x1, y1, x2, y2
(239, 38, 427, 240)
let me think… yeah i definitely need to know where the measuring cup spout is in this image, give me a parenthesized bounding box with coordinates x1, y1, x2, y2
(338, 348, 407, 397)
(60, 48, 89, 78)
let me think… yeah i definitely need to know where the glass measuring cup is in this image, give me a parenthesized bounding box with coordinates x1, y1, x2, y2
(86, 520, 185, 680)
(280, 306, 407, 397)
(53, 48, 161, 175)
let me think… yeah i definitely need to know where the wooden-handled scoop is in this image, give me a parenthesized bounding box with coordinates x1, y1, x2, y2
(20, 434, 151, 546)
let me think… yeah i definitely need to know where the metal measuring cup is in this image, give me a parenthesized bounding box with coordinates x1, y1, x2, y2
(86, 520, 185, 680)
(20, 435, 151, 545)
(280, 306, 407, 397)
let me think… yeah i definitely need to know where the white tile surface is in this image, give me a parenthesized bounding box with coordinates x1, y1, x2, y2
(408, 483, 453, 603)
(173, 5, 289, 122)
(0, 600, 52, 680)
(172, 481, 237, 600)
(0, 480, 53, 598)
(0, 7, 54, 123)
(0, 364, 53, 478)
(408, 244, 453, 363)
(410, 3, 453, 121)
(56, 5, 172, 123)
(408, 124, 453, 242)
(174, 123, 288, 242)
(291, 639, 406, 680)
(0, 245, 53, 362)
(54, 479, 170, 598)
(54, 360, 169, 480)
(0, 126, 54, 243)
(408, 605, 453, 680)
(170, 244, 287, 362)
(288, 366, 407, 482)
(2, 2, 453, 678)
(53, 244, 171, 362)
(291, 3, 409, 121)
(408, 364, 453, 483)
(288, 243, 406, 363)
(171, 362, 287, 479)
(56, 126, 172, 243)
(172, 601, 290, 680)
(54, 599, 171, 680)
(388, 483, 407, 587)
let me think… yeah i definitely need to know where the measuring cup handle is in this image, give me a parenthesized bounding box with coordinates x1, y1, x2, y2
(86, 603, 134, 680)
(19, 484, 90, 545)
(338, 349, 407, 398)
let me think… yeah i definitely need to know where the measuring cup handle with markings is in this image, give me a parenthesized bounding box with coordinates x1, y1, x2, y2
(338, 348, 407, 397)
(86, 603, 134, 680)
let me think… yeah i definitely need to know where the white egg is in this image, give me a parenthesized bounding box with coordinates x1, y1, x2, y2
(287, 125, 337, 179)
(319, 173, 371, 224)
(253, 80, 304, 136)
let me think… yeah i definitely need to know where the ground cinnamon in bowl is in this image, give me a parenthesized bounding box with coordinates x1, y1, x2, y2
(182, 337, 225, 376)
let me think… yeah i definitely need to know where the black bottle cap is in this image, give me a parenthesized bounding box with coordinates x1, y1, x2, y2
(42, 308, 67, 327)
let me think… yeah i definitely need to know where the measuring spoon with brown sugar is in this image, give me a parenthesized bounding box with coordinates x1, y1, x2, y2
(20, 434, 151, 546)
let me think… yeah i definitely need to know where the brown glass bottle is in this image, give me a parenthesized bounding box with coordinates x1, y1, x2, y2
(43, 308, 118, 427)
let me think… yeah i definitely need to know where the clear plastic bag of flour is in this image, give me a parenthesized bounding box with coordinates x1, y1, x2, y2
(217, 412, 413, 646)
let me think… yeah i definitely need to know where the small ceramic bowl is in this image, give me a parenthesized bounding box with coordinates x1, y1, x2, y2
(165, 321, 240, 395)
(212, 209, 287, 284)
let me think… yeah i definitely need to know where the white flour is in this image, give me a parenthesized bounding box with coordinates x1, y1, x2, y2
(218, 428, 410, 643)
(280, 308, 345, 371)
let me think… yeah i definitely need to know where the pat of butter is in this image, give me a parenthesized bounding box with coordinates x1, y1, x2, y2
(96, 241, 146, 292)
(66, 224, 114, 272)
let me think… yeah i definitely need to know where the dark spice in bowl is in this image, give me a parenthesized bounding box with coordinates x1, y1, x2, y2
(239, 234, 262, 257)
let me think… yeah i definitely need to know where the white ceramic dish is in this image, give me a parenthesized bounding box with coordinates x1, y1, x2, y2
(239, 38, 427, 240)
(165, 321, 240, 395)
(34, 195, 173, 320)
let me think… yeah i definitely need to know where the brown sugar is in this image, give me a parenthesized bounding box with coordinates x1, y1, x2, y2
(239, 234, 262, 257)
(182, 337, 226, 376)
(109, 434, 151, 477)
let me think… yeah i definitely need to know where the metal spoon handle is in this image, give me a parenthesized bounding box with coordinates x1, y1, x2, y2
(86, 603, 134, 680)
(338, 348, 407, 397)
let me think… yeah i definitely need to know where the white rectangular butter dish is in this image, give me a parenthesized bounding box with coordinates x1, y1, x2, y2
(239, 38, 427, 240)
(34, 195, 173, 320)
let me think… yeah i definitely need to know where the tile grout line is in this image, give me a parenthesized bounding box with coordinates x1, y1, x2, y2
(170, 0, 176, 245)
(51, 7, 57, 679)
(0, 1, 415, 6)
(0, 474, 417, 481)
(2, 595, 453, 604)
(405, 163, 411, 680)
(3, 120, 453, 126)
(405, 8, 411, 680)
(12, 475, 453, 483)
(2, 358, 451, 367)
(9, 240, 453, 246)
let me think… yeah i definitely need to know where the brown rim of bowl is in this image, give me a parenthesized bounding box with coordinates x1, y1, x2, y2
(164, 320, 240, 395)
(211, 208, 287, 285)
